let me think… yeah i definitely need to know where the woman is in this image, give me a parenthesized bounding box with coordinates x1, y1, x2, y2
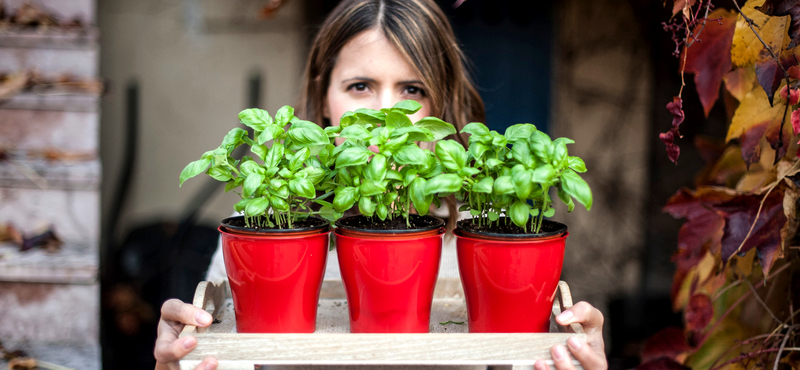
(155, 1, 607, 370)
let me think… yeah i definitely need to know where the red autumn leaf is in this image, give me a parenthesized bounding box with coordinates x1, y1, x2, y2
(636, 357, 691, 370)
(756, 0, 800, 48)
(765, 116, 793, 159)
(664, 188, 727, 298)
(780, 86, 800, 105)
(682, 9, 737, 117)
(740, 121, 769, 167)
(662, 97, 685, 163)
(712, 186, 787, 274)
(789, 65, 800, 79)
(792, 109, 800, 139)
(754, 50, 799, 106)
(685, 293, 713, 332)
(641, 327, 691, 363)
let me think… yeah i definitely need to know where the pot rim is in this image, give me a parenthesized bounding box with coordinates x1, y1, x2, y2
(220, 215, 330, 236)
(456, 218, 568, 240)
(334, 214, 445, 235)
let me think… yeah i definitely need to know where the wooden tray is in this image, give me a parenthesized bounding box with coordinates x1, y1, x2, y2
(180, 280, 585, 370)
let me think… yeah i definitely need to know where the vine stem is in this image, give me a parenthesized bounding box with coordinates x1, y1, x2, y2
(733, 159, 800, 257)
(774, 325, 796, 370)
(696, 262, 792, 351)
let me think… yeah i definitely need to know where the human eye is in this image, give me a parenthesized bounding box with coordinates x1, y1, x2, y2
(346, 82, 370, 94)
(402, 85, 426, 98)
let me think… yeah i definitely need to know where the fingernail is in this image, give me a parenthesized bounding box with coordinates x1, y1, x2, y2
(568, 336, 583, 350)
(196, 311, 212, 325)
(183, 336, 197, 350)
(557, 310, 573, 322)
(205, 358, 218, 370)
(553, 345, 567, 360)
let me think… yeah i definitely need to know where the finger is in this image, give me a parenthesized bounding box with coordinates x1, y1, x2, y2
(154, 335, 197, 363)
(161, 299, 213, 327)
(556, 301, 603, 332)
(566, 336, 607, 370)
(550, 345, 576, 370)
(194, 357, 218, 370)
(534, 359, 549, 370)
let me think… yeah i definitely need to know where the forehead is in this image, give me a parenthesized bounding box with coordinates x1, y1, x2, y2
(332, 29, 421, 82)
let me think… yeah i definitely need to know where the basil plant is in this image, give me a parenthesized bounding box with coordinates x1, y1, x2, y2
(179, 106, 338, 229)
(322, 100, 457, 227)
(424, 122, 592, 233)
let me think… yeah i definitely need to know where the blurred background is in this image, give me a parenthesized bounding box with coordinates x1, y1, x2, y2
(0, 0, 731, 369)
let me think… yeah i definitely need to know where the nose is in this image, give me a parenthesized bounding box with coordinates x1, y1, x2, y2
(378, 89, 395, 111)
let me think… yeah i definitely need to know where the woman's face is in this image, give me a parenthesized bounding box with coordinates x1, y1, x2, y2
(325, 29, 432, 126)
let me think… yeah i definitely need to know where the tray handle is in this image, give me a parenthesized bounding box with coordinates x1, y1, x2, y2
(180, 281, 226, 336)
(551, 281, 584, 334)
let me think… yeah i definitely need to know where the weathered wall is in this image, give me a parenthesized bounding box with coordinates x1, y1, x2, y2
(98, 0, 307, 233)
(552, 0, 652, 343)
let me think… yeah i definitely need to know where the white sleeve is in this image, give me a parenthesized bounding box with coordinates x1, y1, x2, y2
(205, 235, 227, 285)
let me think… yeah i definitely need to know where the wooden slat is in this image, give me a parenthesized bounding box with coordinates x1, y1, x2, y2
(2, 0, 96, 25)
(0, 92, 99, 112)
(181, 281, 584, 370)
(0, 160, 99, 191)
(0, 47, 98, 78)
(0, 242, 97, 284)
(0, 187, 100, 245)
(0, 109, 98, 154)
(0, 28, 98, 50)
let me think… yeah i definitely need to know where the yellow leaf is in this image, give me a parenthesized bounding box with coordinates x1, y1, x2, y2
(723, 67, 756, 101)
(727, 85, 787, 142)
(730, 0, 791, 68)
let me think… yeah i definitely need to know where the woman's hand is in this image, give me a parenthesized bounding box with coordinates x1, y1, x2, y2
(154, 299, 218, 370)
(535, 301, 607, 370)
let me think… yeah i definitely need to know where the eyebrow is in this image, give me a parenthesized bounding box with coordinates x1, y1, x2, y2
(341, 77, 424, 85)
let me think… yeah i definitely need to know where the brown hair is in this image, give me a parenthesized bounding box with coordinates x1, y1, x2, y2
(298, 0, 485, 231)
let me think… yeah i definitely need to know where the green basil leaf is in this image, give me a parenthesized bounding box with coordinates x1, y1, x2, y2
(409, 178, 432, 216)
(179, 158, 211, 186)
(435, 140, 467, 170)
(338, 111, 358, 127)
(376, 203, 388, 220)
(240, 161, 262, 176)
(512, 142, 534, 168)
(234, 198, 251, 213)
(265, 143, 284, 169)
(274, 105, 295, 126)
(336, 147, 372, 167)
(488, 210, 499, 221)
(472, 176, 493, 193)
(391, 126, 434, 142)
(423, 174, 462, 195)
(243, 173, 265, 198)
(385, 111, 412, 128)
(238, 108, 273, 130)
(530, 164, 556, 184)
(393, 144, 428, 165)
(270, 178, 287, 189)
(324, 125, 343, 137)
(512, 169, 533, 199)
(509, 201, 530, 228)
(544, 207, 556, 217)
(461, 122, 490, 137)
(358, 196, 376, 217)
(305, 168, 326, 184)
(221, 128, 247, 152)
(359, 178, 386, 196)
(333, 187, 359, 212)
(459, 167, 480, 177)
(414, 117, 456, 141)
(384, 133, 409, 152)
(249, 143, 267, 161)
(530, 208, 540, 217)
(355, 108, 386, 124)
(551, 140, 568, 169)
(391, 100, 422, 114)
(485, 157, 502, 169)
(491, 131, 507, 147)
(224, 179, 238, 193)
(403, 169, 418, 187)
(289, 178, 315, 199)
(289, 120, 319, 131)
(340, 125, 372, 141)
(468, 142, 489, 161)
(493, 176, 514, 195)
(288, 126, 329, 147)
(556, 185, 573, 213)
(365, 154, 387, 181)
(385, 169, 402, 181)
(289, 147, 310, 171)
(271, 185, 290, 198)
(244, 197, 270, 217)
(206, 167, 232, 182)
(270, 196, 289, 211)
(504, 124, 536, 142)
(529, 130, 552, 161)
(257, 125, 283, 145)
(568, 156, 587, 173)
(560, 169, 592, 211)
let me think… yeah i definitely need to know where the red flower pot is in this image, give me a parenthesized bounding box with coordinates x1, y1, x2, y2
(334, 215, 445, 333)
(455, 218, 568, 333)
(219, 216, 330, 333)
